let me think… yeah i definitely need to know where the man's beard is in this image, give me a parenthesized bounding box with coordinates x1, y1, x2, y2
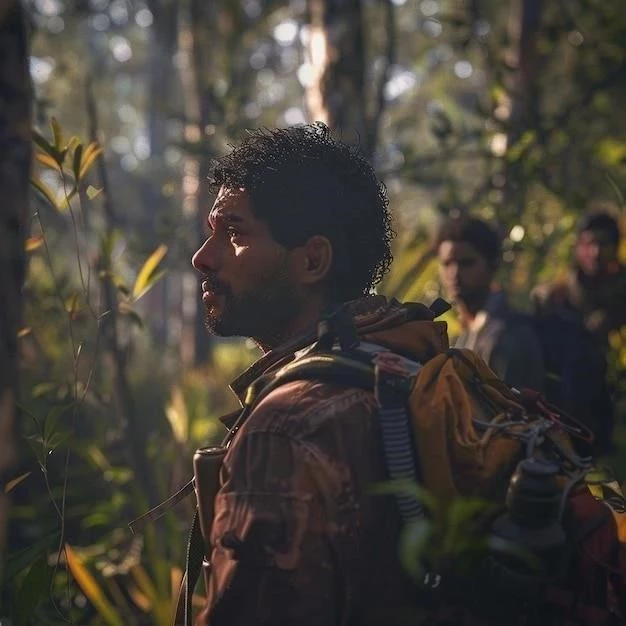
(202, 266, 303, 349)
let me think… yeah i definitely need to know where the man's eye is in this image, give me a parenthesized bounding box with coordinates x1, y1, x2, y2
(227, 227, 241, 239)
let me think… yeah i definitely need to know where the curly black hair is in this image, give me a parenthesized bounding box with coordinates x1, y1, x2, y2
(208, 123, 394, 302)
(436, 216, 502, 268)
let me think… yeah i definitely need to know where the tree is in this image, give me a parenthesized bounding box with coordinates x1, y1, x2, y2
(0, 0, 31, 581)
(304, 0, 396, 157)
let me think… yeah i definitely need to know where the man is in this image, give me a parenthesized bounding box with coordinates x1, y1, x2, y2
(436, 216, 545, 391)
(533, 211, 625, 452)
(190, 124, 439, 625)
(534, 211, 626, 346)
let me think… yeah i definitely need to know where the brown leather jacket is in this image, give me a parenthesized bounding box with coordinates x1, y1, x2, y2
(196, 296, 449, 626)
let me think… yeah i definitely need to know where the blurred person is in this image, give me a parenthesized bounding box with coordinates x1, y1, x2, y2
(436, 216, 545, 391)
(533, 211, 625, 453)
(534, 211, 626, 345)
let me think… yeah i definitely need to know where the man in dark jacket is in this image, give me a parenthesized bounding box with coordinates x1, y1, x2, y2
(534, 211, 626, 348)
(533, 211, 625, 452)
(190, 124, 441, 626)
(436, 216, 545, 391)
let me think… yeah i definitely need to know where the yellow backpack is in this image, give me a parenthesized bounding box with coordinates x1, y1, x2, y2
(134, 300, 626, 624)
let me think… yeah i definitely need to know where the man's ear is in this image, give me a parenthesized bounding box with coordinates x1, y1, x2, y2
(297, 235, 333, 286)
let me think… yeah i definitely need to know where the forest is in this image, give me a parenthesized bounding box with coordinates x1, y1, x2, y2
(1, 0, 626, 623)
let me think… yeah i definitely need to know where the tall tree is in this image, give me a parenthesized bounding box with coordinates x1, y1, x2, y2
(0, 0, 31, 581)
(304, 0, 368, 142)
(503, 0, 544, 216)
(304, 0, 396, 157)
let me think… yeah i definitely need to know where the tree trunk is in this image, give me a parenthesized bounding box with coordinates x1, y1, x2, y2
(0, 0, 31, 582)
(503, 0, 544, 218)
(146, 0, 180, 349)
(188, 0, 220, 365)
(305, 0, 368, 144)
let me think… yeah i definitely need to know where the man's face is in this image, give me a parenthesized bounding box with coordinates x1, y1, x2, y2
(438, 240, 494, 306)
(575, 229, 618, 277)
(192, 187, 303, 344)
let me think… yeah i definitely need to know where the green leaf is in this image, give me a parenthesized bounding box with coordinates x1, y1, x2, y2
(130, 565, 172, 624)
(66, 135, 81, 153)
(82, 511, 115, 529)
(56, 186, 77, 212)
(103, 467, 133, 484)
(132, 245, 168, 300)
(507, 130, 536, 162)
(66, 293, 81, 319)
(398, 519, 431, 581)
(441, 497, 490, 555)
(65, 544, 125, 626)
(46, 430, 71, 451)
(25, 236, 44, 252)
(79, 142, 103, 179)
(119, 307, 144, 328)
(369, 479, 438, 514)
(32, 382, 57, 398)
(87, 185, 103, 200)
(44, 402, 76, 442)
(12, 554, 53, 625)
(50, 117, 63, 150)
(35, 151, 62, 171)
(72, 143, 83, 183)
(30, 176, 59, 210)
(5, 532, 57, 580)
(4, 471, 32, 493)
(26, 439, 46, 468)
(33, 128, 63, 164)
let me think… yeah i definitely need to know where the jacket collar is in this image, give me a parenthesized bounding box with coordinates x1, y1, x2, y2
(227, 294, 449, 404)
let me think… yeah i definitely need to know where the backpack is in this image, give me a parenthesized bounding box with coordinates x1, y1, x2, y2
(132, 300, 626, 625)
(252, 305, 626, 624)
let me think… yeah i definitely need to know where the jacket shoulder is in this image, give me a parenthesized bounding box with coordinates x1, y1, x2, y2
(243, 378, 377, 442)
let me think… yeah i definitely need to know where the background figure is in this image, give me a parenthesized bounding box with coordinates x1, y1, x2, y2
(436, 216, 545, 391)
(533, 211, 625, 453)
(534, 212, 626, 345)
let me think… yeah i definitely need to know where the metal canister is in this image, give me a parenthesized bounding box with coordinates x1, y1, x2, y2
(193, 446, 227, 551)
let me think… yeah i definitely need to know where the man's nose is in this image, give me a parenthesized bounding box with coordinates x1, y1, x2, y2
(192, 236, 220, 273)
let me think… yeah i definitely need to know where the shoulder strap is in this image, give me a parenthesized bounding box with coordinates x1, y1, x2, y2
(276, 345, 426, 523)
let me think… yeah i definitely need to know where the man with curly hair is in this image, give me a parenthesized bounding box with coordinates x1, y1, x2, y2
(189, 123, 433, 625)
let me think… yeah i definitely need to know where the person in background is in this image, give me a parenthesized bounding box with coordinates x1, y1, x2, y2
(533, 210, 625, 454)
(437, 216, 545, 391)
(534, 211, 626, 346)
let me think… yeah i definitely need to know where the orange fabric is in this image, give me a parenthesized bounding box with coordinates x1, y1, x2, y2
(364, 312, 527, 510)
(357, 304, 528, 511)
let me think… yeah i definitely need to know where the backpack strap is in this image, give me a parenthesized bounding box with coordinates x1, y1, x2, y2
(374, 356, 425, 522)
